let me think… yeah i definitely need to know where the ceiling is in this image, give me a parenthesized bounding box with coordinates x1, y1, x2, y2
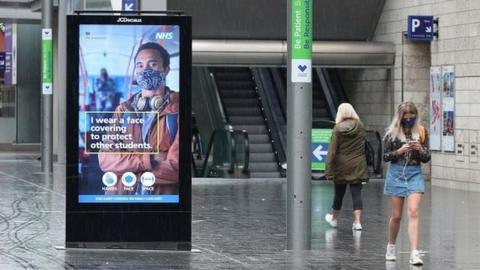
(169, 0, 386, 41)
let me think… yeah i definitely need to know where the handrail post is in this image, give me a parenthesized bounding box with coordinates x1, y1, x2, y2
(241, 130, 250, 174)
(375, 131, 382, 175)
(228, 130, 236, 174)
(200, 130, 218, 177)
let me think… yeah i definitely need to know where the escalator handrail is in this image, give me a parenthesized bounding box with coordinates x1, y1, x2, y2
(208, 71, 229, 126)
(315, 68, 338, 119)
(199, 128, 250, 177)
(191, 131, 203, 177)
(250, 67, 285, 170)
(321, 69, 341, 107)
(365, 129, 383, 175)
(228, 130, 236, 174)
(191, 153, 200, 177)
(270, 67, 287, 122)
(200, 128, 235, 177)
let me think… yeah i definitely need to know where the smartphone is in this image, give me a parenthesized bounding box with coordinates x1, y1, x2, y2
(407, 139, 419, 146)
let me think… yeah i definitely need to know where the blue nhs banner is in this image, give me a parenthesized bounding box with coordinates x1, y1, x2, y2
(407, 15, 434, 41)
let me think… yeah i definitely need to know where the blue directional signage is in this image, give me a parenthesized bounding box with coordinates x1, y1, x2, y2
(407, 15, 434, 41)
(122, 0, 137, 11)
(311, 129, 332, 170)
(311, 143, 329, 163)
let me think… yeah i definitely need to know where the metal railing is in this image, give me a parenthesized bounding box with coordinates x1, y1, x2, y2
(366, 130, 383, 176)
(233, 130, 249, 174)
(194, 128, 250, 177)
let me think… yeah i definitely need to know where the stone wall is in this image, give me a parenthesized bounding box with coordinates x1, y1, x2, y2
(343, 0, 480, 189)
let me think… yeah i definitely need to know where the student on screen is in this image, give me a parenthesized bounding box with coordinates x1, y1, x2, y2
(95, 68, 117, 111)
(98, 42, 179, 195)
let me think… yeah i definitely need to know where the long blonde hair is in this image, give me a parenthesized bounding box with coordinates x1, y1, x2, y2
(335, 103, 360, 124)
(385, 101, 421, 142)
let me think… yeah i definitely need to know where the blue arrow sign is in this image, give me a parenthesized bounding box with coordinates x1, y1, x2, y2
(407, 15, 434, 41)
(122, 0, 137, 11)
(311, 143, 329, 162)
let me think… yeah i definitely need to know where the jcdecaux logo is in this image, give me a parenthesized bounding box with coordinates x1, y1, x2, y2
(117, 17, 142, 23)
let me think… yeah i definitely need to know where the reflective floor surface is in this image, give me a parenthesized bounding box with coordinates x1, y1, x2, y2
(0, 153, 479, 269)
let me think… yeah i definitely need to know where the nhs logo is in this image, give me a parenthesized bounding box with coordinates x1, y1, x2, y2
(155, 32, 173, 40)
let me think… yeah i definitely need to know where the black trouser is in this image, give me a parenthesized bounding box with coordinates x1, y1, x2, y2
(331, 183, 363, 211)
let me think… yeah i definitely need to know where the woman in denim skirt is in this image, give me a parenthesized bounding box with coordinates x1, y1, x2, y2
(383, 101, 431, 265)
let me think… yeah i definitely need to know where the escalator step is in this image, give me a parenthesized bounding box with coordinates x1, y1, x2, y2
(220, 90, 257, 99)
(249, 162, 279, 172)
(313, 99, 326, 107)
(249, 143, 273, 153)
(223, 98, 258, 107)
(227, 107, 262, 116)
(312, 116, 332, 122)
(229, 116, 265, 125)
(217, 80, 253, 90)
(214, 72, 252, 81)
(211, 67, 249, 73)
(312, 91, 325, 98)
(232, 125, 267, 134)
(313, 108, 329, 117)
(250, 152, 276, 163)
(247, 134, 270, 144)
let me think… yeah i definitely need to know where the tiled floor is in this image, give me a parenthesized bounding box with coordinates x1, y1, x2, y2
(0, 152, 479, 269)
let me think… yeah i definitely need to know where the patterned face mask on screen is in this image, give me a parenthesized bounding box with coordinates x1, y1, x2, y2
(136, 69, 166, 90)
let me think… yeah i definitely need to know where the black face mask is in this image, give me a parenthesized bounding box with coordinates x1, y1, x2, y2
(401, 118, 416, 128)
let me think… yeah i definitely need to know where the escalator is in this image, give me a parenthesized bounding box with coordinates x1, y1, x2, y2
(210, 67, 282, 178)
(272, 67, 338, 122)
(192, 66, 381, 179)
(266, 67, 382, 178)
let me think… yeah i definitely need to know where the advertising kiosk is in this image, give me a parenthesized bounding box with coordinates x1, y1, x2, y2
(66, 13, 191, 250)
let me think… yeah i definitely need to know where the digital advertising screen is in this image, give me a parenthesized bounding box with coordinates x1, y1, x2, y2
(71, 17, 189, 205)
(66, 15, 191, 249)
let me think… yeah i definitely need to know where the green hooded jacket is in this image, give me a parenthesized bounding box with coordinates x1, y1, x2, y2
(325, 118, 369, 184)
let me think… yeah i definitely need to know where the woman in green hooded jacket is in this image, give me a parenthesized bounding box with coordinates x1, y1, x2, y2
(324, 103, 368, 230)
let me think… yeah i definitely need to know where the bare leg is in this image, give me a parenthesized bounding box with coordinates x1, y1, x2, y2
(407, 193, 423, 250)
(389, 196, 405, 244)
(353, 210, 361, 224)
(332, 209, 341, 220)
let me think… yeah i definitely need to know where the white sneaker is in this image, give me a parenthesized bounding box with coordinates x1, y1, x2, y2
(409, 249, 423, 265)
(352, 223, 362, 230)
(325, 213, 337, 228)
(385, 243, 396, 261)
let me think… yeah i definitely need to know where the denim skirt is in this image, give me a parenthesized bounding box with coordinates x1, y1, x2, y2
(384, 163, 425, 197)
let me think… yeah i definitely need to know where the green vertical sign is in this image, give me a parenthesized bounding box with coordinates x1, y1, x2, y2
(291, 0, 312, 83)
(311, 128, 332, 170)
(42, 28, 53, 95)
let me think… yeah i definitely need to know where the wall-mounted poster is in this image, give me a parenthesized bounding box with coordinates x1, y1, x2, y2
(4, 23, 16, 85)
(442, 65, 455, 152)
(429, 66, 442, 150)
